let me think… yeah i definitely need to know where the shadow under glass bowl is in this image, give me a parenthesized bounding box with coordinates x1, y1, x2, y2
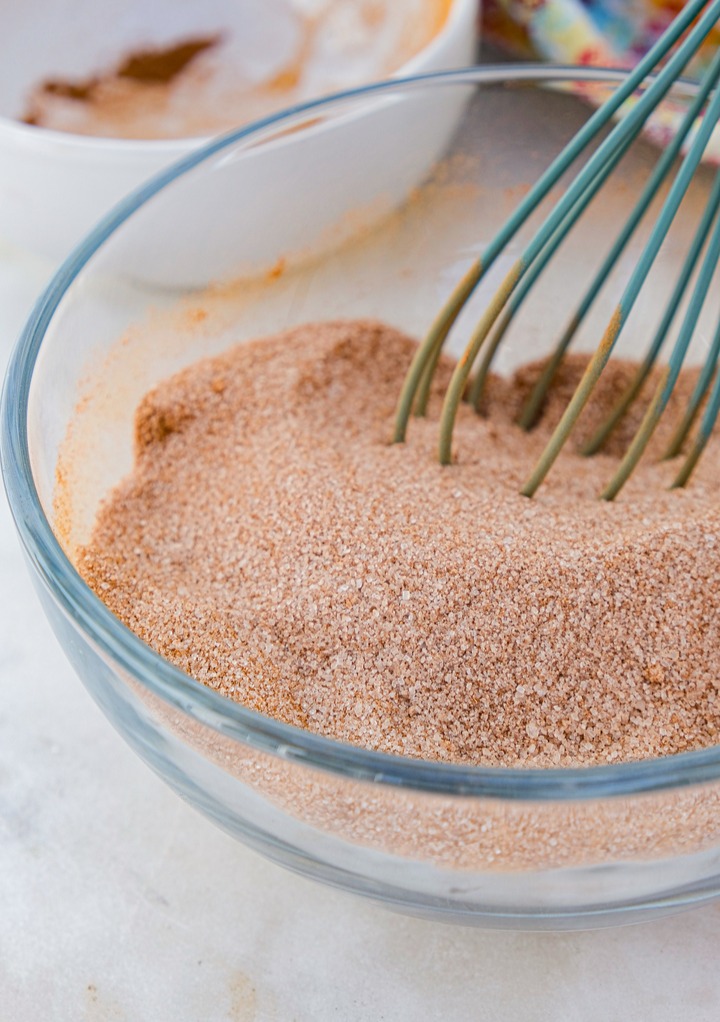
(3, 66, 720, 929)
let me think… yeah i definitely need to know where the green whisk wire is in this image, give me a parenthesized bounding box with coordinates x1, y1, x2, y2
(391, 0, 717, 445)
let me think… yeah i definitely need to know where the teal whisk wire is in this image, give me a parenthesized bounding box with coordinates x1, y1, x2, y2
(522, 73, 720, 499)
(664, 303, 720, 461)
(394, 0, 720, 496)
(672, 311, 720, 488)
(465, 127, 639, 414)
(581, 162, 720, 457)
(437, 0, 720, 468)
(600, 166, 720, 500)
(391, 0, 720, 445)
(517, 51, 720, 432)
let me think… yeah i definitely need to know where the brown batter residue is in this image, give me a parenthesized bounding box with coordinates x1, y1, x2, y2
(22, 36, 220, 135)
(20, 1, 453, 140)
(76, 320, 720, 768)
(115, 37, 221, 84)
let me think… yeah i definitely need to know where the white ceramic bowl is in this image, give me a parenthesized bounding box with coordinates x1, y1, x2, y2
(0, 0, 477, 260)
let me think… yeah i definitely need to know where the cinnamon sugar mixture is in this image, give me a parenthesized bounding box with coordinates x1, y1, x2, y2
(77, 320, 720, 767)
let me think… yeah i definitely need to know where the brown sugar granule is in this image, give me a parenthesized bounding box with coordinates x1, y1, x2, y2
(77, 320, 720, 768)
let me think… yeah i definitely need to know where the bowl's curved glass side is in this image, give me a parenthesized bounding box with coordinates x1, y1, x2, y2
(32, 571, 720, 926)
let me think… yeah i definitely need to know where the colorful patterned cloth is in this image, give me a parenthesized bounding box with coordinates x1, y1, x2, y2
(483, 0, 719, 73)
(482, 0, 720, 158)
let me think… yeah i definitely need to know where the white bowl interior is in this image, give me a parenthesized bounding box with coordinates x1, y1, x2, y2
(0, 0, 477, 260)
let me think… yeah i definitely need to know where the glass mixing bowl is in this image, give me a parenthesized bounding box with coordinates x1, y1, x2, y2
(4, 67, 720, 929)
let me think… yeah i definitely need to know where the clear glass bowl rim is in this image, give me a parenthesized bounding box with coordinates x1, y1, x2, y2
(2, 64, 717, 802)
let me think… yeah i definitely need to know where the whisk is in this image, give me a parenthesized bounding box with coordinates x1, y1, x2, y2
(393, 0, 720, 500)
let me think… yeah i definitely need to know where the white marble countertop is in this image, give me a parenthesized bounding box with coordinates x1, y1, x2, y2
(2, 239, 720, 1022)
